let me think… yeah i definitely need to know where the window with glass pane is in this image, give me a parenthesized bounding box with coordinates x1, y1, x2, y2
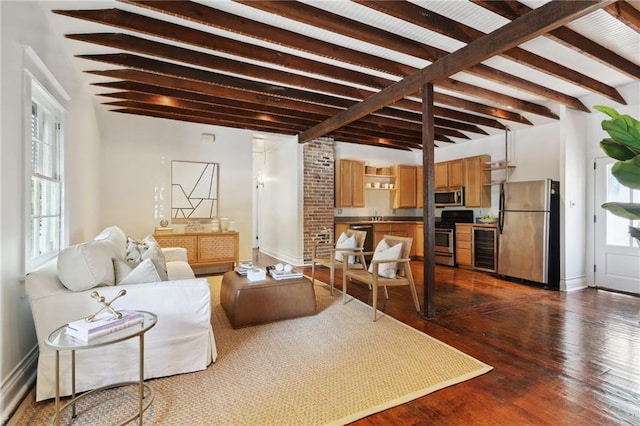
(30, 98, 62, 263)
(605, 163, 640, 247)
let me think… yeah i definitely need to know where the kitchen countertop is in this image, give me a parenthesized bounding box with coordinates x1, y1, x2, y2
(334, 216, 424, 224)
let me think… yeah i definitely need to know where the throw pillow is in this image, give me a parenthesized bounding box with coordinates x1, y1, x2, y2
(368, 239, 403, 279)
(334, 232, 358, 264)
(125, 237, 145, 267)
(141, 242, 168, 281)
(57, 239, 118, 291)
(94, 226, 127, 259)
(113, 258, 164, 285)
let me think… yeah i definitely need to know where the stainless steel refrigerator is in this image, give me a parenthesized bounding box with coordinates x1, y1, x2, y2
(498, 179, 560, 289)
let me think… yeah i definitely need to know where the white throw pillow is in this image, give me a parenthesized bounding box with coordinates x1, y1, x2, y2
(94, 226, 127, 259)
(334, 232, 358, 264)
(368, 239, 403, 279)
(114, 258, 164, 285)
(57, 239, 118, 291)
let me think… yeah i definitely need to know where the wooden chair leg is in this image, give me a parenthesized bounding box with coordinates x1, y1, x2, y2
(329, 263, 335, 295)
(372, 280, 378, 321)
(342, 269, 348, 305)
(311, 261, 316, 286)
(405, 264, 421, 313)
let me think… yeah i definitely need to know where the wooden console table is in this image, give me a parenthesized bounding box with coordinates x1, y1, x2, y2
(154, 232, 239, 273)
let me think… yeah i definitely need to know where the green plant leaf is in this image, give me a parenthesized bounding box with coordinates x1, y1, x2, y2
(601, 117, 640, 150)
(594, 105, 620, 118)
(600, 138, 637, 160)
(601, 202, 640, 220)
(611, 156, 640, 190)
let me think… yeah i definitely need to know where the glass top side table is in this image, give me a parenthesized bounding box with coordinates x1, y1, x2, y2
(46, 310, 157, 426)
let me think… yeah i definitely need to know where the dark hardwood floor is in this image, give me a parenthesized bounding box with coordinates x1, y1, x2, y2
(254, 251, 640, 425)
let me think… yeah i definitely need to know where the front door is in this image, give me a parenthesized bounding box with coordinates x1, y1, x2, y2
(594, 157, 640, 294)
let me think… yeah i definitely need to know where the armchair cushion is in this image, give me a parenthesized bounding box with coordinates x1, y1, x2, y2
(367, 239, 403, 279)
(334, 232, 358, 263)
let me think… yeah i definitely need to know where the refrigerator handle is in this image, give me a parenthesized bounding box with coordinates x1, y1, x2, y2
(498, 184, 505, 233)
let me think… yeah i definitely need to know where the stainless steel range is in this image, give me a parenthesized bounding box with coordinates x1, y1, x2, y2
(435, 210, 474, 266)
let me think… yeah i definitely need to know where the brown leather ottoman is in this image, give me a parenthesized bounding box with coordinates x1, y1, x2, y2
(220, 271, 317, 328)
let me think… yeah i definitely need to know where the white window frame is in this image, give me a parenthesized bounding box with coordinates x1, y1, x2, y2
(23, 47, 69, 271)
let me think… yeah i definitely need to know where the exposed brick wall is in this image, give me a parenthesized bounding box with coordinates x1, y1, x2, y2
(303, 138, 335, 263)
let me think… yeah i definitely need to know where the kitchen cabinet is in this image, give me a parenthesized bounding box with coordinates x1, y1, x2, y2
(336, 159, 365, 207)
(435, 159, 464, 189)
(154, 232, 239, 272)
(373, 223, 410, 248)
(455, 224, 473, 268)
(391, 165, 417, 208)
(334, 222, 349, 242)
(415, 223, 424, 257)
(464, 155, 491, 208)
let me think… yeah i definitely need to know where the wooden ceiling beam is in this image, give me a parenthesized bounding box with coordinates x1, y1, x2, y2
(357, 0, 628, 104)
(605, 1, 640, 32)
(80, 52, 531, 127)
(99, 90, 441, 142)
(113, 108, 301, 135)
(114, 2, 585, 112)
(92, 73, 505, 134)
(299, 0, 614, 143)
(473, 0, 640, 83)
(239, 0, 598, 110)
(70, 32, 548, 122)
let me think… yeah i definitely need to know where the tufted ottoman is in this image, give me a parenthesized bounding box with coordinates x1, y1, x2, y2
(220, 271, 317, 328)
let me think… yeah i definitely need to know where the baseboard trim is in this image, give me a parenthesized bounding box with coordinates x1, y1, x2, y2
(561, 275, 589, 292)
(1, 345, 38, 424)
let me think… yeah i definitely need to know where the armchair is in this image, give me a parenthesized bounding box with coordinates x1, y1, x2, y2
(311, 229, 367, 295)
(342, 235, 420, 321)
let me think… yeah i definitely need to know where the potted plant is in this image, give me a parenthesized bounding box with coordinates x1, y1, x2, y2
(594, 105, 640, 246)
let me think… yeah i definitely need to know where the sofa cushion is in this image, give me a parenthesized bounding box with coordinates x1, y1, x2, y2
(113, 258, 166, 285)
(57, 239, 117, 291)
(94, 226, 127, 260)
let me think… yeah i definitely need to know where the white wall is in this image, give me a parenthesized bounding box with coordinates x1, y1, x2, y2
(1, 2, 102, 420)
(256, 135, 304, 265)
(97, 111, 255, 262)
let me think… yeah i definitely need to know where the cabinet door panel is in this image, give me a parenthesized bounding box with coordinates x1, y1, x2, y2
(154, 235, 197, 263)
(449, 159, 464, 187)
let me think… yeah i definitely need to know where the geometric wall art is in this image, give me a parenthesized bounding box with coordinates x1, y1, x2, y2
(171, 160, 219, 221)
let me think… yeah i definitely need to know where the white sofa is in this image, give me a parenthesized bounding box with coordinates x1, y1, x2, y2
(26, 226, 217, 401)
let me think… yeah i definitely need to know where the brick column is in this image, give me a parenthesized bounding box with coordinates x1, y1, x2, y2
(303, 138, 335, 263)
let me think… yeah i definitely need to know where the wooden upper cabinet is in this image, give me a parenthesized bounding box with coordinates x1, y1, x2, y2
(434, 162, 448, 189)
(449, 159, 464, 187)
(464, 155, 491, 208)
(435, 159, 464, 189)
(392, 165, 417, 208)
(336, 159, 365, 207)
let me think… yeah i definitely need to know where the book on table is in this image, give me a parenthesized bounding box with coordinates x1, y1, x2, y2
(269, 270, 304, 280)
(67, 310, 144, 341)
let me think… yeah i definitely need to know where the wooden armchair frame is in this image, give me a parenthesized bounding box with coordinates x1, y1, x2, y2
(311, 229, 367, 295)
(342, 235, 420, 321)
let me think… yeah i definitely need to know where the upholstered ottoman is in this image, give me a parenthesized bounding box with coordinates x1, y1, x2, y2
(220, 271, 317, 328)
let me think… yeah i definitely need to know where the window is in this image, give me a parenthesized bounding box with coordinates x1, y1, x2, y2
(28, 82, 63, 268)
(605, 162, 640, 247)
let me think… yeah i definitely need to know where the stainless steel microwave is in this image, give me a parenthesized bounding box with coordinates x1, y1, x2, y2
(435, 187, 464, 207)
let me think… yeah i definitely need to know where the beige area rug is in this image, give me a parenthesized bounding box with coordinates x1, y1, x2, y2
(14, 276, 492, 425)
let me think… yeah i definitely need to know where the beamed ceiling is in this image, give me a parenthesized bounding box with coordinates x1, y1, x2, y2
(47, 0, 640, 150)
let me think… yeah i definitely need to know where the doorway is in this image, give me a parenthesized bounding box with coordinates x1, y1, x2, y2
(594, 157, 640, 294)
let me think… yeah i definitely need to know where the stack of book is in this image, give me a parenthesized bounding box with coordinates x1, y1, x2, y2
(66, 310, 144, 341)
(234, 262, 253, 276)
(154, 227, 174, 235)
(269, 269, 304, 280)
